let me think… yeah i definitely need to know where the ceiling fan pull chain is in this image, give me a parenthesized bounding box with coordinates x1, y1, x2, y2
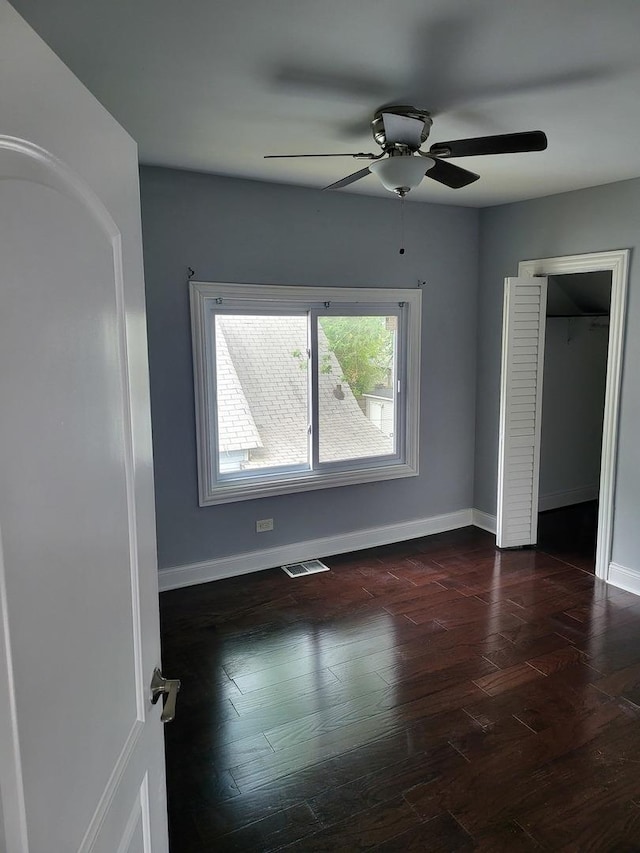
(399, 196, 405, 255)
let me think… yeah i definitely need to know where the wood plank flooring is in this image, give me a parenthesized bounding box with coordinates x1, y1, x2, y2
(160, 522, 640, 851)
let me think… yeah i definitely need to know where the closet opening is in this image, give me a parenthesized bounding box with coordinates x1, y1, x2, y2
(496, 249, 629, 582)
(536, 272, 612, 572)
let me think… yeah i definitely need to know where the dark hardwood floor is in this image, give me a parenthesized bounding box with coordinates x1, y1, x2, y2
(160, 522, 640, 851)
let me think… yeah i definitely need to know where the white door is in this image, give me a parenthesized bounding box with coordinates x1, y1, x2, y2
(0, 4, 170, 852)
(496, 275, 548, 548)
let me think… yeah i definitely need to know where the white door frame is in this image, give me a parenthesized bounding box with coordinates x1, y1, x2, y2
(503, 249, 630, 580)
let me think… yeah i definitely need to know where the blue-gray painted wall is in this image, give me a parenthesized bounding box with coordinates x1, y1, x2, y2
(475, 178, 640, 571)
(140, 167, 480, 569)
(141, 167, 640, 577)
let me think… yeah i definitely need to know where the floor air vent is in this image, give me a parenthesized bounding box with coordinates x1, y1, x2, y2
(282, 559, 330, 578)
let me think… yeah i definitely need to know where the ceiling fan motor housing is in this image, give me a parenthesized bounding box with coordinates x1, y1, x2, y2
(371, 105, 433, 150)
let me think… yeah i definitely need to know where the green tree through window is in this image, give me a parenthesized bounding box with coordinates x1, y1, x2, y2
(319, 316, 394, 399)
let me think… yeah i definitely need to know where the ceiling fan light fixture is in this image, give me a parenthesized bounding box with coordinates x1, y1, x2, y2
(370, 154, 433, 195)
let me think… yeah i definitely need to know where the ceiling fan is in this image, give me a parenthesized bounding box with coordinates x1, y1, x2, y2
(265, 105, 547, 197)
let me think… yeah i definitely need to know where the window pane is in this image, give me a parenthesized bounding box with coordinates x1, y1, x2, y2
(215, 315, 309, 474)
(318, 315, 396, 462)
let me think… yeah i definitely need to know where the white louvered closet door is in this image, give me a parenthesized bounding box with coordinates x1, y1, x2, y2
(496, 276, 548, 548)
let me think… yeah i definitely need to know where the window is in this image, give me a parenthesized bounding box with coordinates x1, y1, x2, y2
(190, 282, 421, 505)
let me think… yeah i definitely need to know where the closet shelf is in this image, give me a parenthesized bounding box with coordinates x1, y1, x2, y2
(546, 312, 609, 318)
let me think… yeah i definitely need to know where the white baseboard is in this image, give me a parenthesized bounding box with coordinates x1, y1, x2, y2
(158, 508, 474, 591)
(608, 562, 640, 597)
(538, 485, 599, 512)
(472, 509, 497, 534)
(471, 492, 598, 536)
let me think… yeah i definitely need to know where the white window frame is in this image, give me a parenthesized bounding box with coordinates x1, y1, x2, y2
(190, 282, 421, 505)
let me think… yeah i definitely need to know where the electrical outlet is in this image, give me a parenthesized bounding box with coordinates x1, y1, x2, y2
(256, 518, 274, 533)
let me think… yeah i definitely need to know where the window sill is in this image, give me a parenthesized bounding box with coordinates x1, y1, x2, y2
(198, 460, 419, 506)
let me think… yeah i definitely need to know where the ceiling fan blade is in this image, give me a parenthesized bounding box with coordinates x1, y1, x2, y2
(425, 158, 480, 189)
(264, 152, 377, 159)
(382, 112, 424, 148)
(324, 167, 371, 191)
(430, 130, 547, 158)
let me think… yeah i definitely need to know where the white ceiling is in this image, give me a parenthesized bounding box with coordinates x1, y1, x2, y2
(10, 0, 640, 207)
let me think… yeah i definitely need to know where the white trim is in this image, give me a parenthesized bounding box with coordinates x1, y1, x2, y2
(538, 485, 599, 512)
(189, 281, 421, 506)
(517, 250, 629, 580)
(111, 230, 146, 723)
(472, 509, 497, 534)
(77, 721, 144, 853)
(116, 788, 142, 853)
(198, 461, 419, 505)
(140, 773, 152, 853)
(0, 136, 120, 238)
(608, 562, 640, 597)
(191, 282, 421, 305)
(115, 774, 151, 853)
(0, 525, 29, 853)
(158, 509, 473, 591)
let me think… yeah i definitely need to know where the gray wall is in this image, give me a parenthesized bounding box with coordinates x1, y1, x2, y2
(140, 167, 479, 570)
(539, 317, 609, 506)
(475, 177, 640, 571)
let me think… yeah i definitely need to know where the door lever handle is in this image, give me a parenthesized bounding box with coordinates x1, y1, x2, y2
(150, 668, 181, 723)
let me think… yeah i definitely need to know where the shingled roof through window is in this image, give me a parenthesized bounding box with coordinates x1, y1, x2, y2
(215, 323, 262, 453)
